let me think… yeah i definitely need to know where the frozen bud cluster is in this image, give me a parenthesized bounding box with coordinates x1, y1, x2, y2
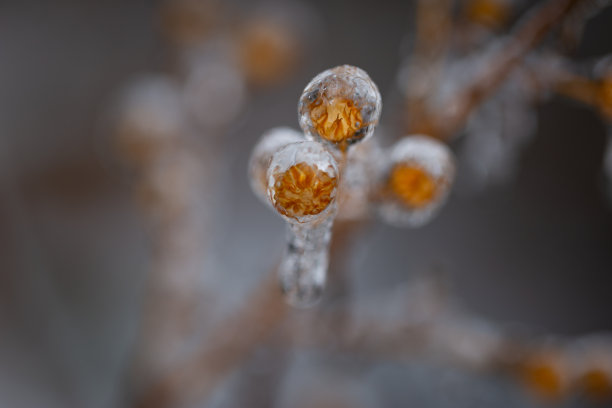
(113, 76, 184, 164)
(298, 65, 381, 151)
(377, 135, 455, 227)
(248, 66, 458, 307)
(249, 127, 304, 203)
(267, 141, 339, 224)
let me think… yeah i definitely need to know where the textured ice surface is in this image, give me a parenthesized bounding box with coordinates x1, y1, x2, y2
(265, 141, 339, 307)
(298, 65, 381, 151)
(248, 127, 304, 204)
(279, 218, 333, 308)
(336, 138, 383, 221)
(376, 135, 455, 227)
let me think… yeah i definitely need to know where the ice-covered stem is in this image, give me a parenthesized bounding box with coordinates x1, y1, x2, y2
(409, 0, 591, 139)
(521, 52, 612, 118)
(266, 141, 340, 307)
(279, 218, 333, 307)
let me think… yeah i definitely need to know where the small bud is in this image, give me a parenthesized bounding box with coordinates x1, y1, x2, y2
(376, 135, 455, 227)
(267, 141, 339, 224)
(298, 65, 381, 151)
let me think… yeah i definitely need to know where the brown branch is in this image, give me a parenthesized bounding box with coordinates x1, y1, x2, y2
(133, 270, 288, 408)
(408, 0, 590, 139)
(444, 0, 589, 134)
(132, 216, 369, 408)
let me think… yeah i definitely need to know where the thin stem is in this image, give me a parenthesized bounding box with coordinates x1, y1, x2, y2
(279, 218, 334, 308)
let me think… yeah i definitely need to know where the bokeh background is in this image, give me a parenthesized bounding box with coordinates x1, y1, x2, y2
(1, 0, 611, 407)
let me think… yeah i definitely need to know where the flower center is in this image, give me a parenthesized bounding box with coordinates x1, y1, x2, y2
(272, 162, 337, 219)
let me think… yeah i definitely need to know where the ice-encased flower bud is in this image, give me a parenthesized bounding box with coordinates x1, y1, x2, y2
(266, 141, 339, 308)
(376, 135, 455, 227)
(298, 65, 381, 152)
(267, 141, 339, 224)
(248, 127, 304, 204)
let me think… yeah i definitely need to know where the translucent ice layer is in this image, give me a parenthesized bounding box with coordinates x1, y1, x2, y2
(267, 141, 339, 225)
(376, 135, 455, 227)
(266, 141, 339, 307)
(278, 218, 332, 308)
(298, 65, 381, 151)
(336, 138, 383, 221)
(248, 127, 304, 204)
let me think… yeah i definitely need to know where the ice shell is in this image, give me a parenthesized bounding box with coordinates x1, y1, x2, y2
(267, 141, 339, 224)
(376, 135, 455, 227)
(248, 127, 304, 204)
(298, 65, 381, 151)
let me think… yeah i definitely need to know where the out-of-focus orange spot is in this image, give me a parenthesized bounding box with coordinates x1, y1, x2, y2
(466, 0, 510, 29)
(521, 355, 566, 400)
(310, 97, 364, 149)
(389, 164, 437, 208)
(272, 162, 337, 220)
(238, 20, 299, 86)
(582, 369, 612, 401)
(599, 77, 612, 119)
(159, 0, 219, 46)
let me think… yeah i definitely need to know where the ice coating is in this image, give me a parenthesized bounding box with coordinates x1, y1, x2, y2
(278, 218, 332, 308)
(267, 141, 339, 224)
(336, 138, 383, 221)
(376, 135, 455, 227)
(459, 73, 536, 191)
(298, 65, 381, 151)
(248, 127, 304, 204)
